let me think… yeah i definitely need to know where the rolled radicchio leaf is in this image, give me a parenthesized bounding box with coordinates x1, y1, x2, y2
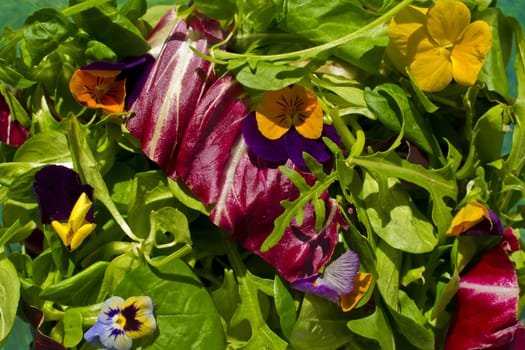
(445, 229, 525, 349)
(126, 11, 341, 281)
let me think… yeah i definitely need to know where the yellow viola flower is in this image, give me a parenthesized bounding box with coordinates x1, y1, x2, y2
(387, 0, 492, 92)
(69, 69, 126, 114)
(51, 192, 96, 251)
(255, 84, 323, 140)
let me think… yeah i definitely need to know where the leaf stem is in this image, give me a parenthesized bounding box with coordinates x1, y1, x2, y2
(214, 0, 415, 62)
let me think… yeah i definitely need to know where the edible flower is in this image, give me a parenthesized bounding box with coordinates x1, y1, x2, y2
(69, 55, 154, 114)
(242, 85, 340, 168)
(33, 165, 96, 250)
(446, 200, 503, 236)
(290, 250, 372, 311)
(84, 296, 157, 350)
(387, 0, 492, 92)
(445, 229, 525, 349)
(50, 192, 96, 251)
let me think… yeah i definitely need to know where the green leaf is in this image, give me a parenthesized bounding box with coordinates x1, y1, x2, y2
(361, 172, 437, 253)
(13, 130, 71, 164)
(477, 8, 512, 97)
(153, 207, 192, 245)
(96, 252, 140, 302)
(375, 240, 401, 310)
(273, 274, 297, 340)
(115, 261, 226, 349)
(23, 8, 74, 63)
(67, 115, 136, 241)
(62, 308, 83, 348)
(289, 294, 353, 350)
(0, 257, 21, 347)
(351, 149, 456, 235)
(386, 290, 435, 350)
(193, 0, 236, 20)
(472, 104, 505, 163)
(347, 304, 395, 350)
(260, 171, 336, 252)
(225, 241, 288, 348)
(40, 261, 108, 306)
(71, 0, 150, 57)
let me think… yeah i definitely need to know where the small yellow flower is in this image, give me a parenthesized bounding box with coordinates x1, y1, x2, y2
(69, 69, 126, 114)
(446, 200, 491, 236)
(387, 0, 492, 92)
(255, 85, 323, 140)
(51, 192, 96, 250)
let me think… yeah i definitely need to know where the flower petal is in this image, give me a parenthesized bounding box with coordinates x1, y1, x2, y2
(33, 165, 94, 224)
(316, 250, 360, 296)
(446, 200, 491, 236)
(69, 69, 126, 114)
(451, 20, 492, 86)
(255, 89, 293, 140)
(242, 112, 289, 164)
(291, 274, 340, 303)
(427, 0, 470, 47)
(100, 327, 132, 350)
(410, 38, 453, 92)
(284, 125, 339, 168)
(340, 272, 373, 312)
(100, 296, 125, 323)
(122, 296, 156, 339)
(387, 5, 428, 72)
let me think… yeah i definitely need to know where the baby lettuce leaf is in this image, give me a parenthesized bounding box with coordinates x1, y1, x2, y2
(115, 260, 226, 349)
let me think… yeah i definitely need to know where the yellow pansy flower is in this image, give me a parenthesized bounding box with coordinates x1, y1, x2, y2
(446, 200, 490, 236)
(51, 192, 96, 251)
(255, 84, 323, 140)
(387, 0, 492, 92)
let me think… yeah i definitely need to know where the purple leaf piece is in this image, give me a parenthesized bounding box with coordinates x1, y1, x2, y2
(0, 94, 29, 146)
(126, 14, 219, 170)
(445, 229, 525, 349)
(125, 11, 341, 281)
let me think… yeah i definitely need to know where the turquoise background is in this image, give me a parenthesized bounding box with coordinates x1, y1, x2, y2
(0, 0, 523, 349)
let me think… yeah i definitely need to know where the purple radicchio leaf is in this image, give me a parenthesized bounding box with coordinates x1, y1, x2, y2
(445, 228, 525, 349)
(125, 11, 342, 282)
(126, 13, 219, 171)
(0, 93, 29, 146)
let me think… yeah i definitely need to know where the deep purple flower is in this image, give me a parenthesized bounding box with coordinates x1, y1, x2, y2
(445, 228, 525, 349)
(33, 165, 94, 223)
(242, 112, 340, 169)
(291, 250, 360, 304)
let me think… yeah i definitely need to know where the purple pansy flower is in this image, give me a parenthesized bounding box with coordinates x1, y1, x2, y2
(33, 165, 96, 250)
(84, 296, 156, 350)
(291, 250, 360, 304)
(242, 84, 341, 168)
(33, 165, 94, 223)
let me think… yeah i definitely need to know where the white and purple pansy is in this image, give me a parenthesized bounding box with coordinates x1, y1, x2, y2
(84, 296, 157, 350)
